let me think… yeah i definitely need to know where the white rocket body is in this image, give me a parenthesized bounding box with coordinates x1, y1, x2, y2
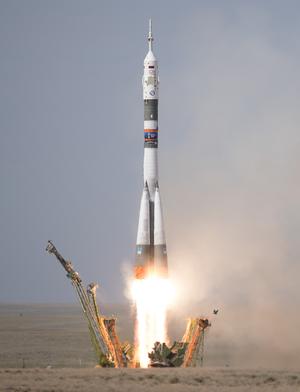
(135, 20, 168, 279)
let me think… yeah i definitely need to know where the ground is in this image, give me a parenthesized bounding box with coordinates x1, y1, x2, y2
(0, 304, 299, 391)
(1, 368, 300, 392)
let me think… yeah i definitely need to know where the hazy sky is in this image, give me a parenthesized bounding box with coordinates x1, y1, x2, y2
(1, 0, 300, 309)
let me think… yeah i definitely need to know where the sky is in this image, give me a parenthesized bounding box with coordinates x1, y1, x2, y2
(1, 0, 300, 316)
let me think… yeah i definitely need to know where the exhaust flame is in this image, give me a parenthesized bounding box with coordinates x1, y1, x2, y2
(130, 276, 174, 367)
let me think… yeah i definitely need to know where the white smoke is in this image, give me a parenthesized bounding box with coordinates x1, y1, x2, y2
(157, 4, 300, 367)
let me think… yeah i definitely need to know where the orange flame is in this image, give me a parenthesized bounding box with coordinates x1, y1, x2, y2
(130, 275, 174, 367)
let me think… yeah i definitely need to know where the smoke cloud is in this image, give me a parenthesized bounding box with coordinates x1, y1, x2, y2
(159, 4, 300, 368)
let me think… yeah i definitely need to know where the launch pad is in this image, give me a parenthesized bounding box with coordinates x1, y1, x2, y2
(46, 241, 210, 368)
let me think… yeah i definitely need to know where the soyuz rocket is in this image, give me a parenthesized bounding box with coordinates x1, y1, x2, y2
(134, 20, 168, 280)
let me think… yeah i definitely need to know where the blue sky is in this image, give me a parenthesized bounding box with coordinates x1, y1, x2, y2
(1, 0, 300, 308)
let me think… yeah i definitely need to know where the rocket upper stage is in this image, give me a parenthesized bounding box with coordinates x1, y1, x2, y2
(135, 20, 168, 280)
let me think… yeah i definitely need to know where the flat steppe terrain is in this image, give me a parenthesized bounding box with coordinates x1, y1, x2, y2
(0, 303, 133, 368)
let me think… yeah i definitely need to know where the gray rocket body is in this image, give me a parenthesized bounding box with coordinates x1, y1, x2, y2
(135, 21, 168, 279)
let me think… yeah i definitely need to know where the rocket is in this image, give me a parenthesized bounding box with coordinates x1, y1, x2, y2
(134, 20, 168, 279)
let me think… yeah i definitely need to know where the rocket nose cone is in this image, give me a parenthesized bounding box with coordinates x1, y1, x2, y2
(144, 50, 156, 63)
